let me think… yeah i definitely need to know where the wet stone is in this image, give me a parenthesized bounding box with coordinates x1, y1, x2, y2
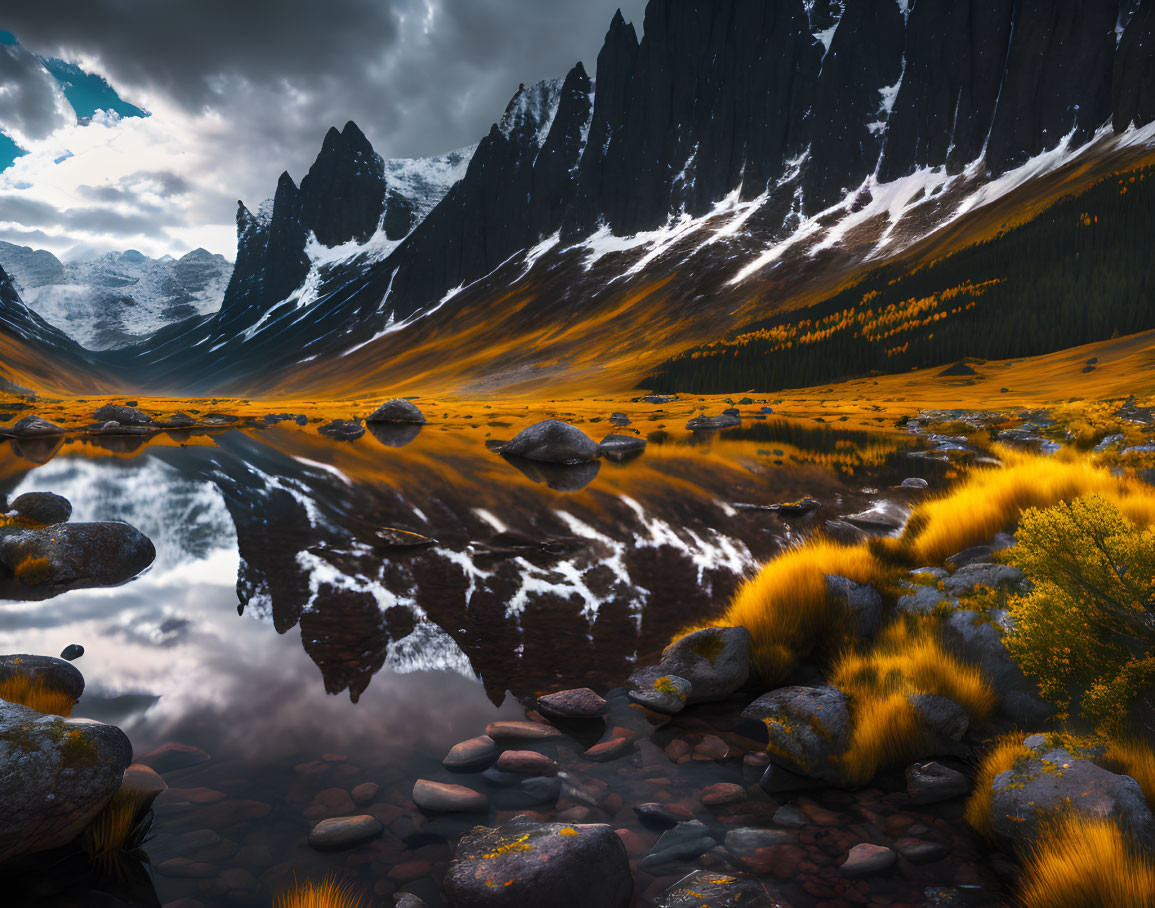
(640, 820, 718, 871)
(840, 843, 897, 877)
(308, 814, 384, 851)
(496, 750, 559, 776)
(635, 802, 695, 829)
(583, 736, 635, 762)
(443, 735, 499, 772)
(537, 687, 607, 719)
(351, 782, 379, 806)
(412, 779, 488, 813)
(701, 783, 747, 807)
(628, 671, 692, 714)
(485, 720, 564, 742)
(895, 837, 950, 864)
(657, 870, 779, 907)
(906, 761, 971, 805)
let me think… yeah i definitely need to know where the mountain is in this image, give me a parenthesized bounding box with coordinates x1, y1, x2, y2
(0, 243, 232, 350)
(0, 263, 117, 395)
(20, 0, 1155, 398)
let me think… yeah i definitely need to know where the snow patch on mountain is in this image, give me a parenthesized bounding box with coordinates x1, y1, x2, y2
(0, 243, 231, 349)
(498, 78, 564, 148)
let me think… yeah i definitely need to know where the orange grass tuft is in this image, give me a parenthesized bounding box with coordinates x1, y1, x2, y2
(1102, 738, 1155, 807)
(82, 788, 152, 868)
(0, 674, 76, 716)
(275, 877, 367, 908)
(879, 447, 1155, 567)
(830, 619, 997, 785)
(1017, 813, 1155, 908)
(965, 733, 1032, 840)
(703, 539, 895, 683)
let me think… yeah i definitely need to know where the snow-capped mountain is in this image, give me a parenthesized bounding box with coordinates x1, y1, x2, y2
(5, 0, 1155, 399)
(0, 243, 232, 349)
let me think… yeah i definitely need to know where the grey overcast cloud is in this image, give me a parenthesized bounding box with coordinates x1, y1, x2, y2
(0, 0, 646, 259)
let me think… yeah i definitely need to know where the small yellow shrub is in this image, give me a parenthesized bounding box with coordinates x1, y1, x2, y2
(0, 674, 75, 716)
(275, 877, 366, 908)
(965, 733, 1032, 840)
(1017, 813, 1155, 908)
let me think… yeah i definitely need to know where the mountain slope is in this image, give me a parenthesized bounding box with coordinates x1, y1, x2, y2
(0, 243, 232, 349)
(19, 0, 1155, 400)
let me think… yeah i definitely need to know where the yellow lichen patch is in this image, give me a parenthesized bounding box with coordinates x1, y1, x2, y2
(274, 876, 366, 908)
(1017, 813, 1155, 908)
(965, 734, 1033, 840)
(0, 674, 75, 716)
(482, 833, 533, 859)
(557, 827, 579, 837)
(14, 555, 53, 585)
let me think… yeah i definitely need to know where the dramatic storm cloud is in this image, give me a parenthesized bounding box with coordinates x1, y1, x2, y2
(0, 0, 646, 259)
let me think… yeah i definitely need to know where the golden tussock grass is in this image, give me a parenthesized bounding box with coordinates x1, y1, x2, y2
(965, 733, 1032, 840)
(830, 619, 997, 786)
(696, 539, 896, 683)
(82, 788, 153, 868)
(1017, 813, 1155, 908)
(0, 674, 76, 716)
(875, 447, 1155, 568)
(275, 877, 366, 908)
(1102, 738, 1155, 807)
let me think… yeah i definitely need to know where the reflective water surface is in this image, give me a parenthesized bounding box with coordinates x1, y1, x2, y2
(0, 419, 941, 906)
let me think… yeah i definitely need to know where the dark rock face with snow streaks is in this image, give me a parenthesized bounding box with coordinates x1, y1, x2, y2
(69, 0, 1155, 392)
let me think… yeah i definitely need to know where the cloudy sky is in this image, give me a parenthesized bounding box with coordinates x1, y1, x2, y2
(0, 0, 646, 261)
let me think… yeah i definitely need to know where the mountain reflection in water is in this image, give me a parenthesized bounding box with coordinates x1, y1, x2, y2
(0, 420, 933, 906)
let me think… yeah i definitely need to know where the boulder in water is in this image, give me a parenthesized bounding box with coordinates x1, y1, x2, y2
(367, 399, 426, 424)
(92, 404, 153, 426)
(8, 492, 71, 526)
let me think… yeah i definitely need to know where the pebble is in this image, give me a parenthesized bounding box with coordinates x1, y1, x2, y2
(907, 761, 972, 804)
(772, 804, 809, 826)
(634, 802, 695, 828)
(485, 720, 564, 742)
(583, 737, 635, 762)
(308, 815, 384, 851)
(496, 750, 559, 776)
(840, 843, 897, 877)
(140, 742, 211, 774)
(699, 783, 747, 807)
(411, 779, 489, 813)
(537, 687, 607, 719)
(895, 836, 950, 864)
(59, 643, 84, 661)
(443, 735, 499, 771)
(351, 782, 380, 806)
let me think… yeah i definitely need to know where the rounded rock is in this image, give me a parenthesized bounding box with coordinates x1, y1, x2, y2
(537, 687, 606, 719)
(660, 626, 751, 703)
(8, 492, 71, 526)
(840, 843, 897, 877)
(443, 735, 499, 772)
(367, 399, 426, 424)
(308, 815, 384, 851)
(499, 420, 598, 464)
(412, 779, 488, 813)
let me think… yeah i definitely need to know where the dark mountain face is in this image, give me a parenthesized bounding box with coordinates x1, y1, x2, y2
(93, 0, 1155, 394)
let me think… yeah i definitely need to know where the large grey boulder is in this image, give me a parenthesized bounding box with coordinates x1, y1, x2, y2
(656, 626, 751, 703)
(0, 654, 84, 701)
(0, 701, 132, 863)
(367, 399, 426, 424)
(499, 420, 598, 464)
(990, 738, 1155, 851)
(825, 575, 883, 637)
(92, 404, 153, 427)
(443, 818, 632, 908)
(8, 492, 71, 526)
(942, 563, 1026, 597)
(0, 416, 65, 438)
(742, 685, 852, 786)
(0, 522, 156, 601)
(943, 610, 1052, 727)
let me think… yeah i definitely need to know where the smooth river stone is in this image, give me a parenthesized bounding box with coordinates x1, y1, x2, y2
(496, 750, 559, 776)
(308, 814, 383, 851)
(840, 843, 897, 877)
(412, 779, 489, 813)
(443, 734, 499, 771)
(537, 687, 607, 719)
(485, 720, 564, 742)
